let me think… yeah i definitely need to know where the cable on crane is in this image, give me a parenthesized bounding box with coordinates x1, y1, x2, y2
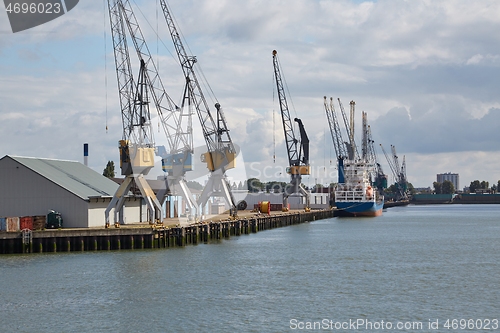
(275, 52, 299, 135)
(272, 71, 276, 164)
(103, 0, 108, 133)
(156, 0, 160, 133)
(131, 0, 219, 109)
(130, 0, 176, 60)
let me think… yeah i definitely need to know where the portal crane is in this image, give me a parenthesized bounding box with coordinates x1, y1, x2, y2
(401, 155, 407, 191)
(105, 0, 161, 226)
(272, 50, 310, 211)
(105, 0, 197, 226)
(365, 122, 387, 194)
(380, 144, 407, 200)
(324, 96, 347, 183)
(160, 0, 237, 216)
(392, 145, 408, 199)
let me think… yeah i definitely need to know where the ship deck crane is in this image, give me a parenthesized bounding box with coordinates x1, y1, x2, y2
(105, 0, 197, 226)
(160, 0, 238, 217)
(272, 50, 310, 211)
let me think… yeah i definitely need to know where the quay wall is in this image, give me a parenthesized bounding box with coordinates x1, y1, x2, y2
(452, 193, 500, 204)
(0, 210, 336, 254)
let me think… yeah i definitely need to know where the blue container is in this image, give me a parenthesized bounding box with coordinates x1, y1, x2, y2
(0, 217, 6, 231)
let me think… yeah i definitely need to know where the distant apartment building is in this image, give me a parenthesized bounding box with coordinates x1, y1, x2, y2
(437, 172, 459, 191)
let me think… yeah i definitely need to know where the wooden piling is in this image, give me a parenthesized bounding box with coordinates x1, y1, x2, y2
(0, 209, 337, 254)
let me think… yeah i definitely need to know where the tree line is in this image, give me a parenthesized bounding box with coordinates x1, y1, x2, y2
(433, 179, 500, 194)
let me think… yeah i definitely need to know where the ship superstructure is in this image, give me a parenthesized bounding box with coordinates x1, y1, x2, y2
(324, 97, 384, 217)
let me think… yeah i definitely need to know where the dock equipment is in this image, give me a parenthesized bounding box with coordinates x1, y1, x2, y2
(380, 144, 408, 200)
(271, 50, 310, 211)
(105, 0, 198, 226)
(324, 96, 348, 183)
(160, 1, 238, 217)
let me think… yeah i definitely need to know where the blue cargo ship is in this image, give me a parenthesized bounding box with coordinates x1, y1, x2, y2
(335, 159, 384, 217)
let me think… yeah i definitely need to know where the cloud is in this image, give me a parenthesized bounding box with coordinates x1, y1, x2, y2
(0, 70, 118, 169)
(1, 0, 500, 189)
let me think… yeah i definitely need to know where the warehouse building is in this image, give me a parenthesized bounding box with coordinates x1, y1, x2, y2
(0, 155, 142, 228)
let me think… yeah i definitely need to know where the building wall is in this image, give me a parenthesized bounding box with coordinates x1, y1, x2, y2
(0, 157, 89, 228)
(232, 191, 317, 210)
(437, 173, 459, 191)
(310, 193, 330, 209)
(88, 197, 143, 227)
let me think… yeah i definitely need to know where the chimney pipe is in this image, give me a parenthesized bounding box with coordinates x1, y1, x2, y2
(84, 143, 88, 166)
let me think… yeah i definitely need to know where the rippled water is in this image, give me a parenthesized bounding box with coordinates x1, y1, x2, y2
(1, 204, 499, 332)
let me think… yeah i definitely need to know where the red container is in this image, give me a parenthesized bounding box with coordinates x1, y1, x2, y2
(20, 216, 34, 230)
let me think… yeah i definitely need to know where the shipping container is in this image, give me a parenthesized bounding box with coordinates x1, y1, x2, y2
(20, 216, 34, 230)
(0, 217, 6, 231)
(32, 215, 46, 231)
(270, 203, 284, 211)
(6, 217, 20, 232)
(253, 203, 284, 211)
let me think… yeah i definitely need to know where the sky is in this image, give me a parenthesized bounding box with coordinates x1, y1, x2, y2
(1, 0, 500, 189)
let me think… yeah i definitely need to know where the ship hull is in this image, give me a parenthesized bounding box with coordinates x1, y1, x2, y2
(335, 201, 384, 217)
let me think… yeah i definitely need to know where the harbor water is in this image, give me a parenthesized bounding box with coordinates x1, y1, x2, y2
(1, 204, 499, 332)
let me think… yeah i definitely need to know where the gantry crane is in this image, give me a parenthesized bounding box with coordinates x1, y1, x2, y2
(380, 144, 408, 201)
(324, 96, 348, 183)
(272, 50, 310, 211)
(105, 0, 197, 226)
(363, 113, 387, 194)
(159, 0, 238, 217)
(392, 145, 408, 199)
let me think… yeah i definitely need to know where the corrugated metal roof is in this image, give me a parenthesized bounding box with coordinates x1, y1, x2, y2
(7, 155, 119, 200)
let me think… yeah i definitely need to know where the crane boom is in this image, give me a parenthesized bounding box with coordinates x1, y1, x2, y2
(366, 124, 387, 193)
(118, 0, 190, 154)
(160, 0, 237, 216)
(337, 98, 359, 160)
(391, 145, 401, 182)
(380, 144, 407, 200)
(324, 96, 348, 184)
(392, 145, 408, 199)
(160, 0, 234, 161)
(380, 144, 398, 182)
(272, 50, 310, 211)
(272, 51, 300, 168)
(324, 97, 347, 159)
